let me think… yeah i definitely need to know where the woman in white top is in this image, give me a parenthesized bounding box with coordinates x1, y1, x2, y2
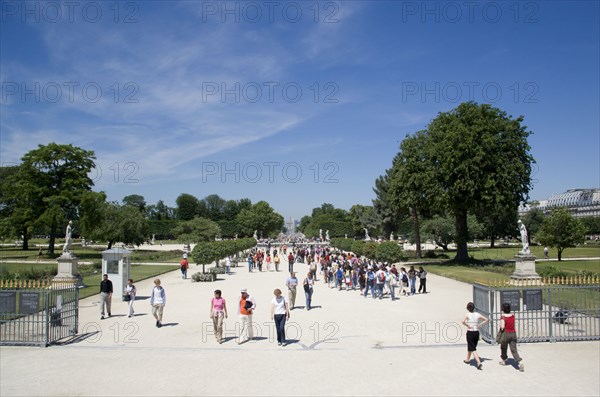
(124, 278, 136, 317)
(462, 302, 489, 370)
(270, 289, 290, 346)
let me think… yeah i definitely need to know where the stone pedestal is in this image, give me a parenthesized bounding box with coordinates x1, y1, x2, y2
(510, 254, 541, 284)
(53, 253, 84, 287)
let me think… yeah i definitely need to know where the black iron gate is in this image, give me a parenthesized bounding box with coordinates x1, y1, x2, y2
(0, 278, 79, 347)
(474, 277, 600, 344)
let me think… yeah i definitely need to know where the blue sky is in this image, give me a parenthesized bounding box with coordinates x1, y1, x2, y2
(1, 0, 599, 221)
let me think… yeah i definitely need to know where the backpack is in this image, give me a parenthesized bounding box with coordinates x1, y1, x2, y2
(379, 272, 386, 283)
(402, 274, 408, 283)
(367, 272, 375, 282)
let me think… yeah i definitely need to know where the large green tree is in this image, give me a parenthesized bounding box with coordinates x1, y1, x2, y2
(537, 207, 585, 261)
(122, 194, 146, 213)
(176, 193, 200, 221)
(389, 131, 434, 258)
(0, 165, 42, 249)
(173, 216, 221, 243)
(236, 201, 284, 238)
(85, 202, 149, 249)
(423, 102, 534, 262)
(4, 144, 96, 253)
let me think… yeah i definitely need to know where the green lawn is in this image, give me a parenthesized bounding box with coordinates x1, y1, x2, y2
(0, 245, 184, 264)
(0, 262, 178, 300)
(426, 259, 600, 286)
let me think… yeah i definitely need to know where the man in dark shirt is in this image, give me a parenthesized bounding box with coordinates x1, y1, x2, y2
(100, 274, 113, 319)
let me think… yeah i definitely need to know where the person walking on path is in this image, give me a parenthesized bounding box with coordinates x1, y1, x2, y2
(418, 266, 428, 294)
(150, 279, 166, 328)
(180, 255, 189, 279)
(210, 289, 228, 344)
(462, 302, 489, 370)
(124, 278, 136, 317)
(226, 256, 232, 275)
(99, 274, 113, 320)
(238, 289, 256, 344)
(375, 265, 386, 299)
(271, 289, 290, 346)
(286, 272, 299, 309)
(287, 252, 294, 273)
(274, 253, 281, 272)
(247, 253, 253, 272)
(364, 267, 375, 298)
(499, 302, 525, 372)
(386, 268, 397, 301)
(303, 272, 315, 310)
(400, 267, 409, 296)
(265, 253, 272, 271)
(408, 265, 417, 295)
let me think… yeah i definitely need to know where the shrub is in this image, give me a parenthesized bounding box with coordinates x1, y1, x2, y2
(209, 267, 227, 275)
(537, 265, 569, 278)
(191, 272, 215, 282)
(376, 241, 404, 263)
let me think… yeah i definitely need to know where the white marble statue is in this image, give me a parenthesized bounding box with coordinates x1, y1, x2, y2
(62, 220, 73, 254)
(364, 228, 370, 241)
(390, 232, 394, 241)
(325, 230, 330, 241)
(319, 229, 323, 240)
(517, 219, 530, 255)
(253, 230, 258, 240)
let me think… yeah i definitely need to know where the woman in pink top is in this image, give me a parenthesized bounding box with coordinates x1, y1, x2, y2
(499, 302, 524, 371)
(210, 290, 228, 344)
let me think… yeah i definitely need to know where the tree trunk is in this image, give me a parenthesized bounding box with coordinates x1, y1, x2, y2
(411, 207, 422, 258)
(557, 248, 563, 261)
(454, 208, 469, 263)
(48, 217, 58, 255)
(490, 235, 496, 248)
(21, 228, 29, 250)
(107, 240, 113, 250)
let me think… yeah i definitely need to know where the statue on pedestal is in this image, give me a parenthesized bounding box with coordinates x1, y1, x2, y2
(390, 232, 394, 241)
(364, 228, 370, 241)
(325, 230, 330, 241)
(253, 230, 258, 240)
(319, 229, 323, 240)
(62, 221, 73, 254)
(517, 219, 530, 255)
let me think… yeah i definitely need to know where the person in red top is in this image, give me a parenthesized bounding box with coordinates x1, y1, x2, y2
(180, 254, 189, 279)
(499, 302, 524, 372)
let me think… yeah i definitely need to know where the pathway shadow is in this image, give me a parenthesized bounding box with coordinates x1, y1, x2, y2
(54, 331, 100, 346)
(160, 322, 179, 327)
(132, 296, 150, 301)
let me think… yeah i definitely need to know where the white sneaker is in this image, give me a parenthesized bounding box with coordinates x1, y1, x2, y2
(519, 363, 525, 372)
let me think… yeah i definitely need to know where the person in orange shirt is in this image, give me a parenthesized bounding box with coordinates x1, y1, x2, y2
(238, 289, 256, 344)
(180, 254, 189, 279)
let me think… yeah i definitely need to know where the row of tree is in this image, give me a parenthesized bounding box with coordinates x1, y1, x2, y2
(298, 102, 596, 263)
(191, 238, 256, 272)
(0, 143, 285, 253)
(329, 238, 404, 264)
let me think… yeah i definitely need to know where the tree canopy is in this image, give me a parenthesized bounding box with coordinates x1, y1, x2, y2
(388, 102, 535, 262)
(1, 143, 97, 253)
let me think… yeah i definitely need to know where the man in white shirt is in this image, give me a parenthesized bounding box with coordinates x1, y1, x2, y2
(285, 272, 299, 309)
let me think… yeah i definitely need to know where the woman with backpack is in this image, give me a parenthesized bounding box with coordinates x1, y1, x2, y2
(400, 267, 409, 296)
